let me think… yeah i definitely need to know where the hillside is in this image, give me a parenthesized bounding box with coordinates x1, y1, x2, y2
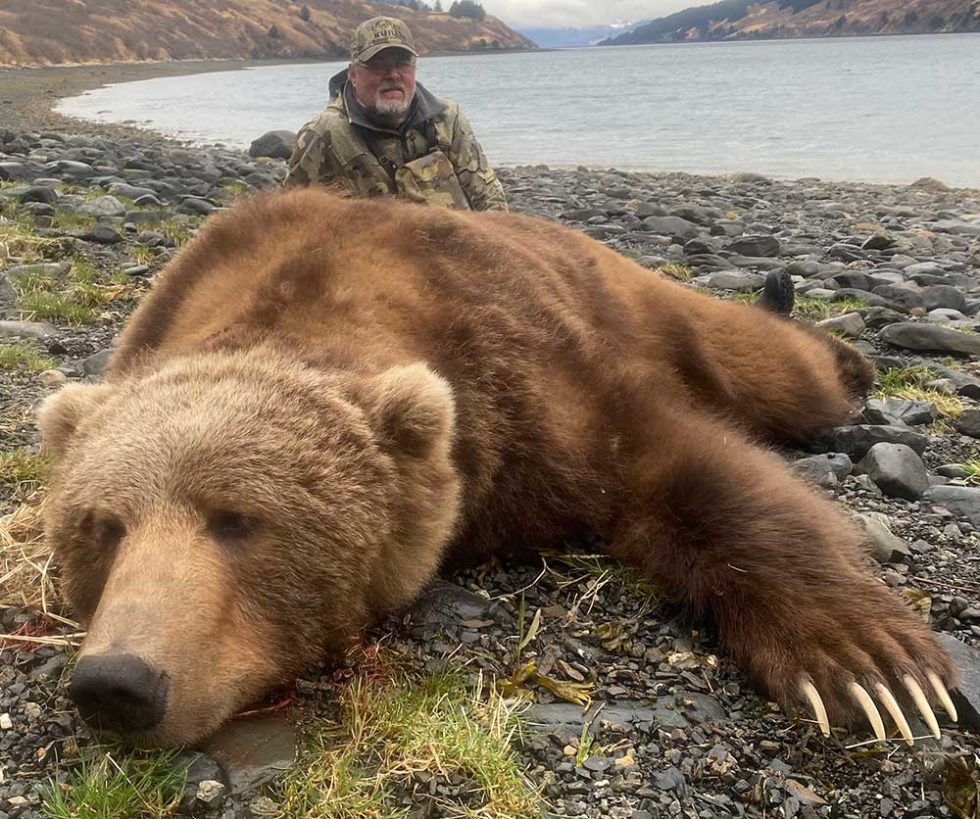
(0, 0, 534, 67)
(605, 0, 980, 44)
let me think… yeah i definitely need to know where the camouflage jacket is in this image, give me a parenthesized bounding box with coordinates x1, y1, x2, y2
(284, 70, 507, 212)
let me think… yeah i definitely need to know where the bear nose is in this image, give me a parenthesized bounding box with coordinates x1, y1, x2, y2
(70, 653, 168, 734)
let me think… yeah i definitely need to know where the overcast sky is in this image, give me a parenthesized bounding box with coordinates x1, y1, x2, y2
(480, 0, 697, 29)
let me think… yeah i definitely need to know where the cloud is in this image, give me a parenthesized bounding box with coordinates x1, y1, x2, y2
(481, 0, 695, 29)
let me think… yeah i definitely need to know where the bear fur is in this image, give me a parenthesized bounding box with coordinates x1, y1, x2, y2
(39, 188, 955, 747)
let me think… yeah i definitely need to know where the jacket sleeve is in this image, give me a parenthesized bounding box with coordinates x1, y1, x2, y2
(283, 122, 336, 188)
(447, 106, 508, 212)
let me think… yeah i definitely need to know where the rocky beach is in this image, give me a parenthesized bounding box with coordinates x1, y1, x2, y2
(3, 64, 980, 819)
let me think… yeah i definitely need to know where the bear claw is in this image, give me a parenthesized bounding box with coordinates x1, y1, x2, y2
(875, 682, 914, 745)
(905, 676, 941, 739)
(928, 671, 958, 722)
(849, 682, 886, 742)
(805, 676, 955, 745)
(799, 679, 830, 737)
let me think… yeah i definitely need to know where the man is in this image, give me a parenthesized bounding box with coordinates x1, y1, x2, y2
(284, 16, 507, 211)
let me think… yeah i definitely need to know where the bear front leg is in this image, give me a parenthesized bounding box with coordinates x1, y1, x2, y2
(606, 411, 958, 743)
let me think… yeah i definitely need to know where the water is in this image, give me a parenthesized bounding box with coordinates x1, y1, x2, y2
(57, 35, 980, 187)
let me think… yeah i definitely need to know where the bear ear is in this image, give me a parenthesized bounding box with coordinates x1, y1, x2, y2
(37, 383, 117, 459)
(367, 363, 455, 459)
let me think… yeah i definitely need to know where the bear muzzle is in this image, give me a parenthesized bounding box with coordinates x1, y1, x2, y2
(70, 653, 169, 735)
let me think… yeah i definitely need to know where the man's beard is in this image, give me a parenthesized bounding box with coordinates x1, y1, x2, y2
(367, 88, 412, 128)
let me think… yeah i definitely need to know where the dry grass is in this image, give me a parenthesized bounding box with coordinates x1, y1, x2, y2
(0, 499, 56, 609)
(875, 365, 964, 418)
(655, 262, 693, 282)
(277, 666, 542, 819)
(0, 219, 67, 264)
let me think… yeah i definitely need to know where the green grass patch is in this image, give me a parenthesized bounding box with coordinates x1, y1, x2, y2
(0, 449, 50, 487)
(17, 291, 97, 325)
(49, 212, 98, 232)
(556, 552, 658, 604)
(42, 748, 186, 819)
(130, 244, 157, 266)
(875, 365, 963, 418)
(277, 667, 542, 819)
(10, 254, 127, 324)
(220, 180, 251, 203)
(0, 343, 56, 372)
(794, 296, 869, 322)
(957, 459, 980, 485)
(159, 217, 197, 246)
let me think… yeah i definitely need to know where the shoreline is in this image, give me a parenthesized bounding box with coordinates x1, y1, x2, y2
(4, 59, 979, 193)
(0, 59, 279, 137)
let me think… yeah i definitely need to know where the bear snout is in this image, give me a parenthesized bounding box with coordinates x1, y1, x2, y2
(70, 653, 168, 735)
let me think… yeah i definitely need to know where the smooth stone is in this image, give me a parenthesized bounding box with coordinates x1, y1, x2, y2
(726, 235, 780, 258)
(202, 714, 296, 793)
(859, 513, 912, 563)
(702, 271, 765, 292)
(249, 130, 297, 160)
(928, 309, 967, 323)
(79, 223, 123, 245)
(863, 397, 937, 427)
(936, 634, 980, 732)
(79, 195, 127, 218)
(817, 312, 864, 338)
(108, 182, 158, 200)
(880, 323, 980, 356)
(793, 453, 852, 487)
(922, 285, 968, 312)
(955, 409, 980, 439)
(641, 216, 700, 241)
(923, 486, 980, 527)
(933, 220, 980, 237)
(831, 271, 873, 291)
(871, 285, 925, 311)
(406, 580, 492, 625)
(858, 443, 930, 500)
(816, 425, 927, 458)
(81, 349, 113, 377)
(0, 319, 55, 339)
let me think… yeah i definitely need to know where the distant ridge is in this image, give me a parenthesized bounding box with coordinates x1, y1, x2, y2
(0, 0, 535, 67)
(519, 23, 648, 49)
(604, 0, 980, 45)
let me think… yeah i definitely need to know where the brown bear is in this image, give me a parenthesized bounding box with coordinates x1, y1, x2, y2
(39, 188, 958, 748)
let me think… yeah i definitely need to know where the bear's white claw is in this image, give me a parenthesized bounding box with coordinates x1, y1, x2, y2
(849, 682, 885, 742)
(904, 676, 941, 739)
(800, 680, 830, 737)
(928, 671, 958, 723)
(875, 683, 914, 746)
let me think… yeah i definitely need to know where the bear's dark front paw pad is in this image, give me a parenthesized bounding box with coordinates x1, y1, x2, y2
(798, 672, 956, 746)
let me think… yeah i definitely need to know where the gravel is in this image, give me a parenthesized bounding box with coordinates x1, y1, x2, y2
(2, 106, 980, 818)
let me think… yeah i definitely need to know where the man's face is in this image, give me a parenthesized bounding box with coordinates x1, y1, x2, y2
(349, 48, 417, 127)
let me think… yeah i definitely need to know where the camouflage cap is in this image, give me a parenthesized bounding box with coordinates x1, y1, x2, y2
(351, 17, 418, 63)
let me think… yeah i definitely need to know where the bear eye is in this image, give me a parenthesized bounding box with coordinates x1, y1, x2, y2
(208, 511, 253, 544)
(86, 514, 125, 553)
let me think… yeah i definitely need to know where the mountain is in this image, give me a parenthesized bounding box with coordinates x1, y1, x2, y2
(604, 0, 980, 45)
(520, 23, 648, 48)
(0, 0, 535, 67)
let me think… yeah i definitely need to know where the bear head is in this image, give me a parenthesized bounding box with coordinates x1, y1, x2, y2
(38, 347, 460, 746)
